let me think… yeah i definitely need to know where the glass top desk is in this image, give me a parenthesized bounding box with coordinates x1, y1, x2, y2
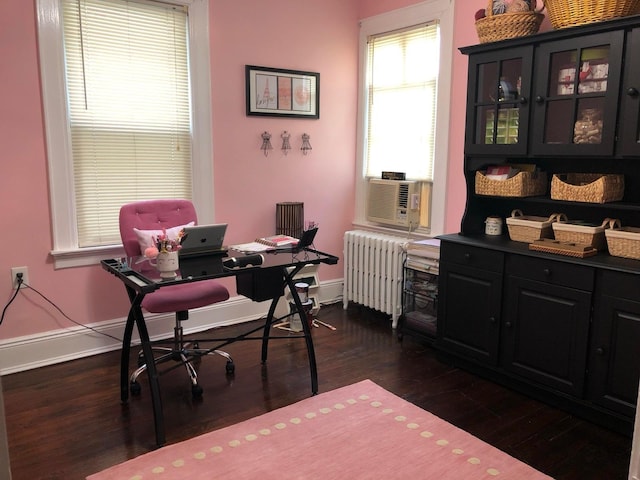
(101, 247, 339, 447)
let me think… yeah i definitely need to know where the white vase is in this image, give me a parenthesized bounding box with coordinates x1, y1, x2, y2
(156, 250, 179, 278)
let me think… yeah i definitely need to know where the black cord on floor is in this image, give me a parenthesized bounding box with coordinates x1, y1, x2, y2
(0, 281, 21, 327)
(1, 277, 122, 343)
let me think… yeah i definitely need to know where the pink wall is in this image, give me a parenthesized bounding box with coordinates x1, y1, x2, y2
(209, 0, 359, 259)
(0, 0, 552, 342)
(358, 0, 423, 17)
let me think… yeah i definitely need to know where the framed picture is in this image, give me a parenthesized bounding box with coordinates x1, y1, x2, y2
(245, 65, 319, 119)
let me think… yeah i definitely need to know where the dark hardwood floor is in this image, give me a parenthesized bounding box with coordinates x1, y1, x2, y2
(2, 302, 633, 479)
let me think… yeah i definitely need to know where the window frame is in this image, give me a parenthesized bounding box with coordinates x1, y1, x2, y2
(355, 0, 453, 237)
(36, 0, 215, 269)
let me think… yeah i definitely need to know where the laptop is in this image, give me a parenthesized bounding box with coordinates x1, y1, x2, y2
(298, 227, 318, 248)
(179, 224, 228, 257)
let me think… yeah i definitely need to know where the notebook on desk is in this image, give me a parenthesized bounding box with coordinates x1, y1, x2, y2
(271, 227, 318, 252)
(179, 224, 228, 257)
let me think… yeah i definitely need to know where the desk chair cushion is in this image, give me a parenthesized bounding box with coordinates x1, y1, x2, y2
(142, 281, 229, 313)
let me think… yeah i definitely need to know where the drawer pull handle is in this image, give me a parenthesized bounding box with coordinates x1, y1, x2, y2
(627, 87, 639, 97)
(489, 316, 496, 324)
(535, 95, 544, 104)
(543, 268, 551, 276)
(464, 253, 471, 261)
(505, 321, 512, 328)
(596, 347, 605, 356)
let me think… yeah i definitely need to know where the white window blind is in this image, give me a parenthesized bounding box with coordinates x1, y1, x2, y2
(366, 22, 440, 181)
(63, 0, 192, 247)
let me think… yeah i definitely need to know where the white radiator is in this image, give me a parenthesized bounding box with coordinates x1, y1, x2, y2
(343, 230, 408, 328)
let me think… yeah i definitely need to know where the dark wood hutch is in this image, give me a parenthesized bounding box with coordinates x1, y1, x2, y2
(437, 14, 640, 435)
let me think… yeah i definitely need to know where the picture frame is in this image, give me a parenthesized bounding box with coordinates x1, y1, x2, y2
(245, 65, 319, 119)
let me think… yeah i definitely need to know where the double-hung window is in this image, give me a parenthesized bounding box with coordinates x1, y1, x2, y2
(37, 0, 214, 268)
(356, 0, 453, 235)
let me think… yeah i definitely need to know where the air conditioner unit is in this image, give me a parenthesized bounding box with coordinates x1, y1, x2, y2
(367, 179, 421, 227)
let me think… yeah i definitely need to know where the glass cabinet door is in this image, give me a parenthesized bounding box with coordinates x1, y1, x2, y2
(619, 27, 640, 156)
(465, 46, 533, 155)
(531, 31, 624, 156)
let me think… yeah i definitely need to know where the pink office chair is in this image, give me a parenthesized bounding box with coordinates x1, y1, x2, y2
(119, 199, 233, 398)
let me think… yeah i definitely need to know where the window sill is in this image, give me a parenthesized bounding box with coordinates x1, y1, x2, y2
(51, 244, 125, 269)
(351, 221, 433, 239)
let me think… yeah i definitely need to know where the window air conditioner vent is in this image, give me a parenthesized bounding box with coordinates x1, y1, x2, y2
(366, 179, 421, 227)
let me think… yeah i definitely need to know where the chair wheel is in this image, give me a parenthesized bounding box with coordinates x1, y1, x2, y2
(130, 381, 142, 396)
(226, 360, 235, 375)
(192, 384, 203, 398)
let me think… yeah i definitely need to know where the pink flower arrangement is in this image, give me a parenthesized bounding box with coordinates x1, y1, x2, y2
(144, 228, 187, 258)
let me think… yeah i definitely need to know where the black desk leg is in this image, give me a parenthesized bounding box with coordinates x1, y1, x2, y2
(120, 309, 136, 403)
(285, 275, 319, 395)
(134, 308, 166, 447)
(261, 296, 279, 364)
(120, 287, 141, 404)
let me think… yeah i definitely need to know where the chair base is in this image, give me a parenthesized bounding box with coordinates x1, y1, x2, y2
(130, 344, 234, 398)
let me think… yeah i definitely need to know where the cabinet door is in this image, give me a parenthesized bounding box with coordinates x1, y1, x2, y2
(502, 277, 591, 396)
(531, 31, 624, 156)
(619, 27, 640, 156)
(437, 263, 502, 365)
(465, 46, 534, 155)
(589, 294, 640, 418)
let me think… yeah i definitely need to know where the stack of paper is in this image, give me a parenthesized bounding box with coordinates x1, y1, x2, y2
(230, 242, 273, 253)
(231, 234, 299, 253)
(405, 238, 440, 273)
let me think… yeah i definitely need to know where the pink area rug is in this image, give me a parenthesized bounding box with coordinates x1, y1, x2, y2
(87, 379, 553, 479)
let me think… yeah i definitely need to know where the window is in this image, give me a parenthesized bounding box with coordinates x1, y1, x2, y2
(356, 0, 453, 235)
(37, 0, 214, 268)
(366, 23, 439, 181)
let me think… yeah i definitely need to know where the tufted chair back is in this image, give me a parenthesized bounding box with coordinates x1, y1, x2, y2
(119, 199, 197, 257)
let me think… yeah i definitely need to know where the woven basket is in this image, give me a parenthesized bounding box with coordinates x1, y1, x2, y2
(552, 218, 619, 251)
(476, 0, 544, 43)
(544, 0, 640, 29)
(606, 225, 640, 259)
(550, 173, 624, 203)
(506, 209, 566, 243)
(475, 170, 548, 197)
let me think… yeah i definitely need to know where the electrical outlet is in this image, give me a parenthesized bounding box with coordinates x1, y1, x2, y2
(11, 266, 29, 289)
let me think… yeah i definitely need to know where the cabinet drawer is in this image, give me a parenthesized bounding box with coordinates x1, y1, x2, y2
(441, 242, 503, 273)
(598, 270, 640, 298)
(506, 254, 594, 291)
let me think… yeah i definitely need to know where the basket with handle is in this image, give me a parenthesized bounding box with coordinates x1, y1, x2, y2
(475, 170, 548, 197)
(552, 217, 620, 251)
(605, 220, 640, 259)
(550, 173, 624, 203)
(543, 0, 640, 29)
(476, 0, 544, 43)
(506, 209, 566, 243)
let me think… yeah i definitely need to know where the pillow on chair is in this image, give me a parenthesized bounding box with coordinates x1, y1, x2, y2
(133, 222, 194, 253)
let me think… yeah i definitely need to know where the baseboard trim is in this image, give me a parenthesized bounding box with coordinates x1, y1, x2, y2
(0, 280, 343, 376)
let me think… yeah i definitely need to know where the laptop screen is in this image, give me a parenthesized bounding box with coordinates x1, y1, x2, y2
(180, 224, 228, 256)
